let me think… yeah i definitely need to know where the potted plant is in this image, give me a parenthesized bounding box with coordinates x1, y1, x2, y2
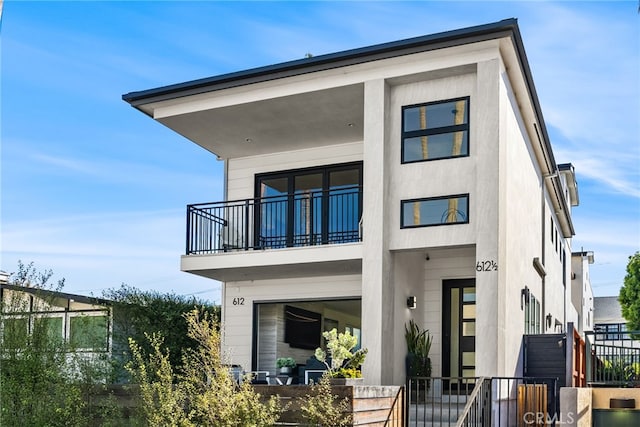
(405, 319, 432, 380)
(276, 357, 296, 375)
(314, 328, 368, 385)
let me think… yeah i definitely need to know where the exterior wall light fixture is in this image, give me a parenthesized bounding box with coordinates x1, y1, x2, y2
(407, 296, 417, 309)
(546, 313, 553, 329)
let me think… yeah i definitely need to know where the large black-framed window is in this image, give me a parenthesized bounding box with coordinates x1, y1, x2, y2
(255, 162, 363, 248)
(251, 298, 362, 374)
(401, 194, 469, 228)
(402, 97, 470, 163)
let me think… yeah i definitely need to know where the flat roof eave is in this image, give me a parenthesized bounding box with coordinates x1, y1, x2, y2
(122, 18, 519, 106)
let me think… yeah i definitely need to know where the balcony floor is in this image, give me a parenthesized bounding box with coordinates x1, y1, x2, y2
(181, 242, 362, 281)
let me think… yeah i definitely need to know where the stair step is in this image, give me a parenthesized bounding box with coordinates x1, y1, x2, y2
(407, 402, 466, 423)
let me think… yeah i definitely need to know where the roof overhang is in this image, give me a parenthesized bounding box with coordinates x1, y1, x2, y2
(0, 283, 112, 307)
(124, 19, 531, 160)
(122, 18, 575, 235)
(124, 19, 520, 107)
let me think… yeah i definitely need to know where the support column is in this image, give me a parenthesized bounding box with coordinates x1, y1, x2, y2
(474, 59, 502, 377)
(361, 79, 393, 385)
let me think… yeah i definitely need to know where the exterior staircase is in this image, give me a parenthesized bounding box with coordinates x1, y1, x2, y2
(407, 394, 468, 426)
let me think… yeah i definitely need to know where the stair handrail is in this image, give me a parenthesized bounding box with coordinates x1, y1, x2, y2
(383, 385, 404, 427)
(454, 377, 491, 427)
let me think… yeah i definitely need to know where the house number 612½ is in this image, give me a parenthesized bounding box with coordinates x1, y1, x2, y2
(476, 260, 498, 272)
(232, 297, 245, 305)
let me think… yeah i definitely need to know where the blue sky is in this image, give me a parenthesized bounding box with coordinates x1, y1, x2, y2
(1, 1, 638, 303)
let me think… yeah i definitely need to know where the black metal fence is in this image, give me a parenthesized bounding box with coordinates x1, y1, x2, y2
(405, 376, 558, 426)
(456, 377, 491, 427)
(587, 329, 640, 387)
(186, 186, 362, 254)
(405, 377, 478, 426)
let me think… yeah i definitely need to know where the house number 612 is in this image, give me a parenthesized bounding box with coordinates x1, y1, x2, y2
(232, 297, 245, 305)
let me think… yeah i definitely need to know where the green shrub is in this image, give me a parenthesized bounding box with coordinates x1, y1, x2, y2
(0, 261, 115, 426)
(300, 374, 352, 426)
(127, 309, 284, 426)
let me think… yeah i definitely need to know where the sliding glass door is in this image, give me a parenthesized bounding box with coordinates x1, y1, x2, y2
(255, 162, 362, 249)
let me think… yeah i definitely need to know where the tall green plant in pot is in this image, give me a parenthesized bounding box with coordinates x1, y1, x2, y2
(405, 320, 432, 379)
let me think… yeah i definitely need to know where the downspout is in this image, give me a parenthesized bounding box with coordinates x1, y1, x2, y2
(223, 158, 229, 201)
(563, 247, 567, 333)
(540, 176, 546, 333)
(534, 122, 552, 335)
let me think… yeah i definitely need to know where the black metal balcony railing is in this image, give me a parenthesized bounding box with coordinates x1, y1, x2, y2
(186, 186, 362, 255)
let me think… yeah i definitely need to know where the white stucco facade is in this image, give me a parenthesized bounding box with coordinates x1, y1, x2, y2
(124, 19, 590, 386)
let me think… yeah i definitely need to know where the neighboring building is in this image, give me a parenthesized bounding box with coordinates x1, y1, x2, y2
(0, 283, 112, 359)
(568, 250, 595, 334)
(594, 296, 632, 341)
(123, 19, 586, 385)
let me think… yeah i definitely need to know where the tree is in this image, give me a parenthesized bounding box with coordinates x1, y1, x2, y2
(0, 261, 105, 426)
(619, 252, 640, 331)
(127, 309, 284, 426)
(103, 284, 219, 382)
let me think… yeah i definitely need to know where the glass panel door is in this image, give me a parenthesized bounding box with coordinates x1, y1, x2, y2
(443, 279, 476, 383)
(328, 169, 360, 243)
(460, 287, 476, 378)
(255, 163, 362, 248)
(259, 177, 288, 248)
(294, 173, 322, 246)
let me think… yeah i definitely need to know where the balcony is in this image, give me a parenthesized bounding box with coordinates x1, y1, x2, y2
(187, 186, 362, 254)
(182, 187, 363, 281)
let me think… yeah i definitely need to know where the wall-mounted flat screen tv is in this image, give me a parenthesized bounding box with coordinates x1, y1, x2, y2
(284, 305, 321, 350)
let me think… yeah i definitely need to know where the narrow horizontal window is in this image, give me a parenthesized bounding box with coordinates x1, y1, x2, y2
(402, 97, 469, 163)
(401, 194, 469, 228)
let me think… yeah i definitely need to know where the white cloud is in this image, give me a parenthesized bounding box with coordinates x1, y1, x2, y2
(6, 142, 222, 194)
(3, 209, 184, 258)
(1, 209, 221, 302)
(518, 3, 640, 199)
(572, 216, 640, 251)
(554, 147, 640, 199)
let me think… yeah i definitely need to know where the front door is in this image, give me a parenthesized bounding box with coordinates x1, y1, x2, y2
(443, 279, 476, 380)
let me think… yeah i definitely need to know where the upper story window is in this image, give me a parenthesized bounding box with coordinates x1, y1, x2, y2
(402, 97, 470, 163)
(524, 293, 541, 334)
(401, 194, 469, 228)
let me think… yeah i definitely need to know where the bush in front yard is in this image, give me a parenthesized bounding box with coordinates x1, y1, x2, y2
(0, 262, 116, 427)
(300, 374, 352, 427)
(127, 309, 284, 426)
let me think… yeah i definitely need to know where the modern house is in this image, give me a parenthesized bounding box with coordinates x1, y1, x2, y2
(123, 19, 585, 386)
(0, 283, 112, 362)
